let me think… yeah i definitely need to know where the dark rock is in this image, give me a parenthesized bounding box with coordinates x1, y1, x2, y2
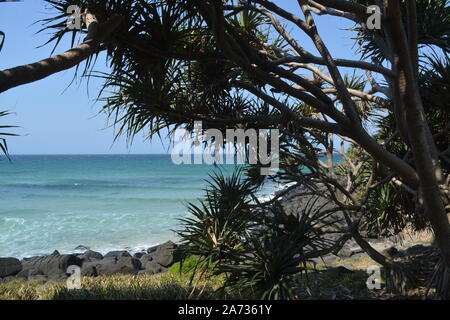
(16, 268, 44, 280)
(338, 248, 353, 258)
(330, 266, 354, 276)
(405, 244, 426, 256)
(74, 245, 90, 251)
(20, 251, 82, 281)
(139, 253, 154, 266)
(382, 246, 399, 258)
(88, 256, 141, 276)
(152, 241, 180, 268)
(1, 276, 18, 284)
(147, 245, 159, 254)
(104, 250, 131, 258)
(142, 261, 167, 275)
(0, 257, 22, 278)
(80, 263, 98, 277)
(133, 252, 146, 259)
(82, 250, 103, 261)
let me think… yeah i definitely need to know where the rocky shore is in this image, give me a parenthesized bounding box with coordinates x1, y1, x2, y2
(272, 183, 435, 267)
(1, 185, 434, 286)
(0, 241, 181, 284)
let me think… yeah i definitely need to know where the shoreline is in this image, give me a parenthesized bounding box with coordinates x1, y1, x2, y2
(1, 183, 434, 285)
(0, 240, 181, 284)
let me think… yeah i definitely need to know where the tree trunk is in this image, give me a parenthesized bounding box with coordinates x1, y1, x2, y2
(385, 0, 450, 279)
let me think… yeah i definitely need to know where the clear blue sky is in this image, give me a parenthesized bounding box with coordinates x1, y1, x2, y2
(0, 1, 357, 155)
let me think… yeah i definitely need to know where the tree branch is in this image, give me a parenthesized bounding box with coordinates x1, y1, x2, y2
(0, 14, 123, 94)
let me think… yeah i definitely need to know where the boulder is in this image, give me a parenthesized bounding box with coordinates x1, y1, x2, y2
(142, 261, 167, 275)
(74, 245, 90, 251)
(147, 245, 159, 254)
(16, 267, 45, 280)
(152, 241, 180, 268)
(80, 263, 98, 277)
(86, 256, 141, 276)
(0, 257, 22, 278)
(334, 266, 355, 275)
(82, 250, 103, 261)
(133, 252, 146, 259)
(20, 251, 82, 281)
(382, 246, 399, 258)
(405, 244, 426, 256)
(139, 253, 154, 266)
(1, 276, 18, 284)
(104, 250, 131, 258)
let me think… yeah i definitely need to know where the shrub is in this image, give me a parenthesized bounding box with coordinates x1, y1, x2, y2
(177, 169, 342, 300)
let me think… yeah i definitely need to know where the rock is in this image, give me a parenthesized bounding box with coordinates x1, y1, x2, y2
(104, 250, 131, 258)
(147, 245, 159, 254)
(133, 252, 146, 259)
(20, 251, 82, 281)
(74, 245, 90, 251)
(1, 276, 18, 284)
(16, 268, 44, 280)
(338, 247, 353, 258)
(80, 263, 98, 277)
(142, 261, 167, 275)
(329, 266, 354, 276)
(382, 246, 399, 258)
(152, 241, 180, 268)
(88, 256, 141, 276)
(82, 250, 103, 261)
(0, 257, 22, 278)
(349, 246, 364, 256)
(139, 253, 154, 265)
(405, 245, 426, 256)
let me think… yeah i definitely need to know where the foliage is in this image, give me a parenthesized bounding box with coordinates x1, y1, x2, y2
(167, 255, 206, 276)
(177, 169, 342, 300)
(0, 31, 4, 52)
(353, 0, 450, 62)
(218, 200, 336, 300)
(0, 110, 17, 158)
(175, 168, 259, 280)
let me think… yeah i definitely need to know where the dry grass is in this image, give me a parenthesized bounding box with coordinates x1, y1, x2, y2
(0, 272, 227, 300)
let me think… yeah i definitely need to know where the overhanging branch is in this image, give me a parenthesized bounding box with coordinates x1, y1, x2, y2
(0, 14, 123, 94)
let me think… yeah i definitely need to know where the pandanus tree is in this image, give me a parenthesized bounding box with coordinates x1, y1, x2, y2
(0, 0, 448, 296)
(0, 15, 17, 157)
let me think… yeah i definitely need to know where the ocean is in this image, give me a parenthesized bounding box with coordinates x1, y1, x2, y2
(0, 154, 260, 258)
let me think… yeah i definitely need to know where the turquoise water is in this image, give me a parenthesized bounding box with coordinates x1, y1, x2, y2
(0, 155, 246, 258)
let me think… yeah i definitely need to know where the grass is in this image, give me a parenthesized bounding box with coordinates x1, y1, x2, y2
(296, 267, 374, 299)
(0, 272, 227, 300)
(0, 261, 378, 300)
(0, 256, 387, 300)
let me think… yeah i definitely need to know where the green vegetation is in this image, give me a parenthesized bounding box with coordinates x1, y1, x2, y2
(176, 169, 345, 300)
(0, 110, 17, 158)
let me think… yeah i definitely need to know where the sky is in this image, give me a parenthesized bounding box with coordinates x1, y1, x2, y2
(0, 1, 358, 155)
